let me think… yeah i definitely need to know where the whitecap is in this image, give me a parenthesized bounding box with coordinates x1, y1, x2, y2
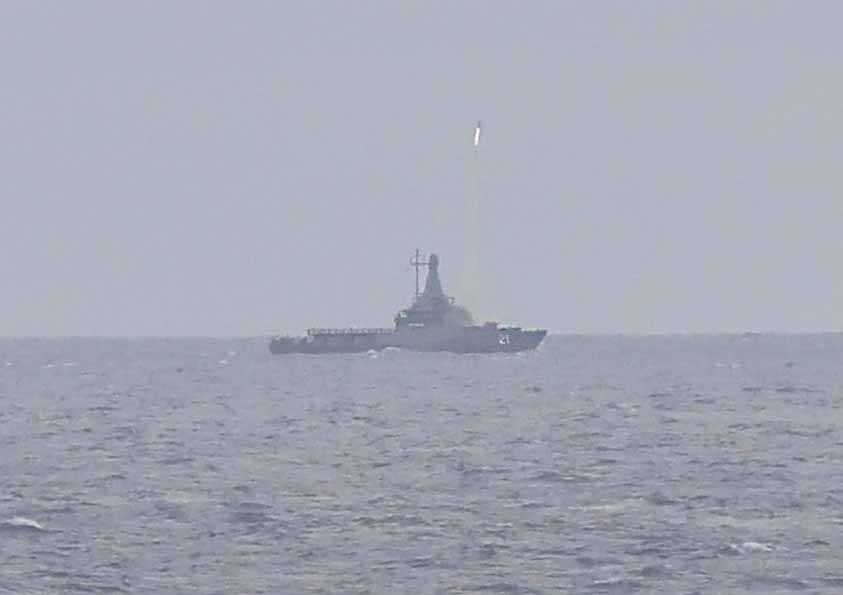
(2, 516, 46, 531)
(574, 498, 639, 513)
(591, 577, 643, 590)
(740, 541, 773, 552)
(726, 541, 773, 554)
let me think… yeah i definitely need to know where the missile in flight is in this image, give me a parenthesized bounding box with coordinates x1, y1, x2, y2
(474, 120, 481, 148)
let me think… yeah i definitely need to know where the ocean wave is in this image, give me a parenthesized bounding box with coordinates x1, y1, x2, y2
(1, 516, 46, 532)
(722, 541, 775, 555)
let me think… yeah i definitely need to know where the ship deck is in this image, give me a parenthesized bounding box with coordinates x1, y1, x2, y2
(307, 328, 394, 336)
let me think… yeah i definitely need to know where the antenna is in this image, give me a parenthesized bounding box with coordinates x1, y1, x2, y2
(409, 249, 429, 300)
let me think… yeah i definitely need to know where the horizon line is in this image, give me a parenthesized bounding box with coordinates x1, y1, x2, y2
(2, 330, 843, 340)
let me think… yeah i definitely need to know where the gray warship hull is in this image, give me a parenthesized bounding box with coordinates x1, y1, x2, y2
(270, 325, 546, 354)
(269, 251, 546, 355)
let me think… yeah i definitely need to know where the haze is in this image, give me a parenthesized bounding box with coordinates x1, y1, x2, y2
(3, 2, 842, 336)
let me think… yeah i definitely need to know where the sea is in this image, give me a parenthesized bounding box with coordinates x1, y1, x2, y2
(1, 335, 842, 594)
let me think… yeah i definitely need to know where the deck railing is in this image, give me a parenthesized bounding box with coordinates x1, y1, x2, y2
(307, 327, 393, 336)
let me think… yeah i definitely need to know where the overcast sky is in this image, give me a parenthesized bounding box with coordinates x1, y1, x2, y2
(2, 1, 842, 336)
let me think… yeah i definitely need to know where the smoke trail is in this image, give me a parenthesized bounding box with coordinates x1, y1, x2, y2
(459, 121, 482, 314)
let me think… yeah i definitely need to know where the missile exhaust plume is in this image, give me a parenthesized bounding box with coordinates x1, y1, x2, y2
(460, 120, 482, 313)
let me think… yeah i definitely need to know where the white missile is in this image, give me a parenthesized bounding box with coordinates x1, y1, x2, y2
(474, 120, 481, 148)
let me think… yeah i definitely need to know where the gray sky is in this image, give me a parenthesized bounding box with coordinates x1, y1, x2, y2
(3, 1, 842, 336)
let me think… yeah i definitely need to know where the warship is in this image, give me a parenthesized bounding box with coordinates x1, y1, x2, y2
(269, 251, 546, 354)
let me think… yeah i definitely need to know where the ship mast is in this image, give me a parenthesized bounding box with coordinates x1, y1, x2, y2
(409, 249, 429, 300)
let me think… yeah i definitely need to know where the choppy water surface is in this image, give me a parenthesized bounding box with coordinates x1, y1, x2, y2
(2, 335, 843, 593)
